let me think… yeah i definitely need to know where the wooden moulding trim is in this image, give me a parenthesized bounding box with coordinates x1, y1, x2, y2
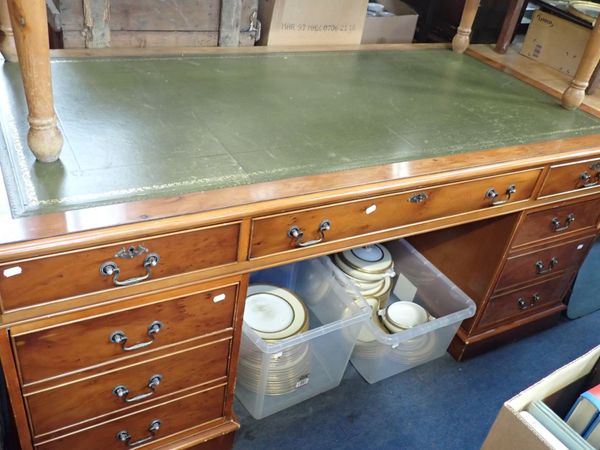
(22, 335, 233, 395)
(0, 136, 599, 259)
(0, 328, 34, 450)
(466, 48, 600, 119)
(32, 376, 230, 442)
(49, 43, 452, 59)
(152, 420, 240, 450)
(8, 275, 241, 334)
(222, 274, 248, 418)
(2, 185, 600, 328)
(33, 382, 229, 447)
(458, 303, 567, 344)
(1, 193, 599, 327)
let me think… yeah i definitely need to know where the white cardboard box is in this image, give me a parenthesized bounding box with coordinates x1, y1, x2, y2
(521, 10, 590, 76)
(361, 0, 418, 44)
(482, 346, 600, 449)
(258, 0, 368, 46)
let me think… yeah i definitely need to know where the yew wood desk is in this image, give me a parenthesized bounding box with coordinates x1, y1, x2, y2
(0, 46, 599, 450)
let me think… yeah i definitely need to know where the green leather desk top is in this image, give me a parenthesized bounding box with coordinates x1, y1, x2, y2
(1, 48, 600, 218)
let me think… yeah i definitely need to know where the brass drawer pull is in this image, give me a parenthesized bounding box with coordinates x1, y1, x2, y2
(116, 419, 161, 447)
(485, 184, 516, 206)
(100, 253, 160, 287)
(580, 171, 599, 188)
(109, 321, 163, 352)
(288, 220, 331, 248)
(551, 213, 575, 232)
(113, 374, 162, 403)
(535, 257, 558, 275)
(516, 293, 541, 310)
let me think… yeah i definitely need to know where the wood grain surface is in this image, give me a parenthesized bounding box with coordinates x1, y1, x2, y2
(11, 283, 239, 384)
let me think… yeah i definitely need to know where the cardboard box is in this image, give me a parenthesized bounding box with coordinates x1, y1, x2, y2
(482, 346, 600, 449)
(361, 0, 418, 44)
(258, 0, 368, 46)
(521, 10, 591, 76)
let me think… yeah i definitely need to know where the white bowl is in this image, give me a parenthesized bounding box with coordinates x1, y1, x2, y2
(381, 301, 429, 333)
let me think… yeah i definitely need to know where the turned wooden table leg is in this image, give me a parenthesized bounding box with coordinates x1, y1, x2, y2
(7, 0, 63, 162)
(0, 0, 17, 62)
(452, 0, 481, 53)
(562, 18, 600, 110)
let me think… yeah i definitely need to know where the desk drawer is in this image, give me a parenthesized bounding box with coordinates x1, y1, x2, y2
(540, 157, 600, 197)
(250, 169, 541, 258)
(36, 384, 226, 450)
(495, 235, 595, 291)
(512, 197, 600, 248)
(478, 275, 571, 329)
(0, 222, 240, 312)
(12, 284, 238, 385)
(27, 338, 231, 437)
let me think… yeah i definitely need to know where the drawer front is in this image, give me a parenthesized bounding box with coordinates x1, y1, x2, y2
(250, 169, 541, 258)
(512, 197, 600, 247)
(479, 275, 571, 329)
(12, 284, 238, 385)
(540, 157, 600, 197)
(495, 236, 595, 291)
(0, 223, 240, 312)
(27, 339, 231, 437)
(36, 384, 226, 450)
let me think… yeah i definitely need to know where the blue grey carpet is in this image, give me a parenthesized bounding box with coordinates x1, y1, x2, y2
(234, 241, 600, 450)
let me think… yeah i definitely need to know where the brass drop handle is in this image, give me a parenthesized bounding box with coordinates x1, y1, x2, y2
(485, 184, 516, 206)
(288, 220, 331, 248)
(535, 257, 558, 275)
(109, 321, 163, 352)
(116, 419, 161, 447)
(517, 298, 529, 310)
(580, 171, 598, 188)
(551, 213, 575, 232)
(100, 253, 160, 287)
(517, 293, 541, 310)
(113, 374, 162, 403)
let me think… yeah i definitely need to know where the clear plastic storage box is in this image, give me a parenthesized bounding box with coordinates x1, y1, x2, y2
(342, 239, 476, 384)
(236, 257, 370, 419)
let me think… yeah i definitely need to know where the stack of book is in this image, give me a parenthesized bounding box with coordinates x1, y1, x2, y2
(566, 384, 600, 447)
(524, 384, 600, 449)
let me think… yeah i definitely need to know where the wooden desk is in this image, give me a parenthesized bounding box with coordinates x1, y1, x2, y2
(0, 46, 599, 449)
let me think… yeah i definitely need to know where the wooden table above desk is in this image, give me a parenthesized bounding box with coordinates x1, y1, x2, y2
(0, 45, 599, 450)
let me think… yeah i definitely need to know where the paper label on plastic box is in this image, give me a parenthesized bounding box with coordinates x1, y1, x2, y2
(393, 273, 417, 302)
(296, 375, 310, 388)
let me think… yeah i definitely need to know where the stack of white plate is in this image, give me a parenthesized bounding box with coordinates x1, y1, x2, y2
(238, 284, 311, 396)
(333, 244, 395, 310)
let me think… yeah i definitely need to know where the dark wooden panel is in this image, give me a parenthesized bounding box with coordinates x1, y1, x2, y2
(26, 339, 231, 437)
(496, 235, 596, 291)
(478, 274, 572, 329)
(12, 284, 238, 384)
(540, 157, 600, 197)
(512, 197, 600, 247)
(0, 223, 239, 312)
(36, 385, 226, 450)
(251, 169, 541, 258)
